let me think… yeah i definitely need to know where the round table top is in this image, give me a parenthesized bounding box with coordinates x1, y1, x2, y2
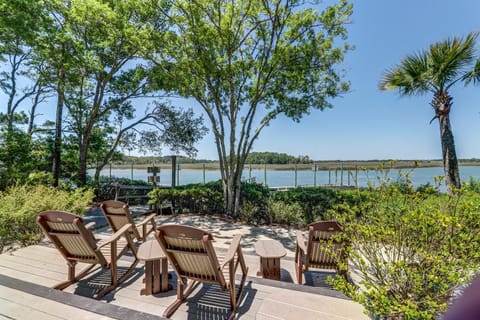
(137, 239, 166, 261)
(254, 239, 286, 258)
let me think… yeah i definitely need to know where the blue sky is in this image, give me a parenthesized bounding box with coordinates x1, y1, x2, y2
(194, 0, 480, 161)
(6, 1, 479, 161)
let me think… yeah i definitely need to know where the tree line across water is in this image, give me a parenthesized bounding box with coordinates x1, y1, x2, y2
(121, 152, 312, 165)
(117, 153, 480, 169)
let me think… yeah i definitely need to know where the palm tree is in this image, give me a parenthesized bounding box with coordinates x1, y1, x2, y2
(379, 32, 478, 193)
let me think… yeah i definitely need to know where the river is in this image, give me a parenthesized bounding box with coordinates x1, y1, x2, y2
(90, 166, 480, 189)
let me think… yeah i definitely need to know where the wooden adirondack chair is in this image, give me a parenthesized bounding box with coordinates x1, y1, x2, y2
(36, 210, 138, 298)
(295, 220, 348, 284)
(100, 200, 156, 242)
(155, 225, 248, 319)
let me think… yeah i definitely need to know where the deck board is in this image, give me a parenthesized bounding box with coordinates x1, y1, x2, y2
(0, 255, 68, 280)
(0, 265, 58, 287)
(0, 286, 115, 320)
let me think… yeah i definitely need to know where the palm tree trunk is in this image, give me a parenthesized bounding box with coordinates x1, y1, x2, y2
(439, 114, 461, 193)
(433, 91, 461, 193)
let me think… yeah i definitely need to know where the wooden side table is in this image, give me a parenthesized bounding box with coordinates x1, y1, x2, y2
(254, 240, 286, 281)
(137, 239, 172, 295)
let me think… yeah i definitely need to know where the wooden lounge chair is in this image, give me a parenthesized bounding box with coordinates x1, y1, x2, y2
(100, 200, 156, 243)
(295, 220, 348, 284)
(36, 210, 139, 298)
(155, 225, 248, 319)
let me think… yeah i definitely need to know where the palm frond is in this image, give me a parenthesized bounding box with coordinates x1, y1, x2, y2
(463, 58, 480, 85)
(379, 50, 431, 96)
(429, 32, 478, 90)
(379, 32, 479, 95)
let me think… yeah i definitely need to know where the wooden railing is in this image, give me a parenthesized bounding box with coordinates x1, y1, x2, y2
(114, 185, 154, 202)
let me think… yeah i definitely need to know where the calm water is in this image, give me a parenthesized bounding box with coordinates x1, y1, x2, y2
(90, 166, 480, 189)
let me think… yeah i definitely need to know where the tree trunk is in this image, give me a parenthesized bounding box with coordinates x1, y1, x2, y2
(221, 156, 246, 218)
(438, 114, 461, 193)
(78, 135, 89, 186)
(433, 91, 461, 193)
(52, 69, 65, 187)
(224, 175, 236, 217)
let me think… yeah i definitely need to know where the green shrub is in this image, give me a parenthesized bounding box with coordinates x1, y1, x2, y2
(239, 183, 270, 223)
(148, 181, 225, 214)
(148, 181, 270, 217)
(331, 185, 480, 320)
(0, 185, 94, 253)
(270, 187, 369, 224)
(267, 200, 304, 227)
(463, 176, 480, 193)
(415, 182, 440, 195)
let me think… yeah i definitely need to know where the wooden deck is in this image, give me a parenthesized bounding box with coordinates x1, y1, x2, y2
(0, 218, 370, 319)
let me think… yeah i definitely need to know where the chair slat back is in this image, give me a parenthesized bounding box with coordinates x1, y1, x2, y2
(109, 215, 130, 232)
(37, 211, 106, 265)
(100, 200, 139, 239)
(157, 225, 225, 285)
(307, 221, 344, 269)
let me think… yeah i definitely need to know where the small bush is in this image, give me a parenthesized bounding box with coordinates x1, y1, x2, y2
(267, 200, 304, 227)
(149, 181, 225, 214)
(0, 185, 94, 253)
(463, 176, 480, 193)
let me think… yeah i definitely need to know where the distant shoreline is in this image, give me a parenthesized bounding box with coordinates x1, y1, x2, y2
(105, 159, 480, 171)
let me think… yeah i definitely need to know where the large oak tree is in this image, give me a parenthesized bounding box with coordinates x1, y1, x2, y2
(148, 0, 352, 217)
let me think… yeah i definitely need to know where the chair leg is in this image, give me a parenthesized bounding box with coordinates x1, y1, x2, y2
(163, 279, 198, 318)
(93, 256, 139, 299)
(227, 261, 249, 320)
(55, 262, 96, 291)
(294, 249, 303, 285)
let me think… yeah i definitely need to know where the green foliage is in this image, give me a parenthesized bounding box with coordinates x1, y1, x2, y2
(463, 176, 480, 193)
(271, 187, 369, 224)
(147, 0, 352, 216)
(245, 152, 311, 164)
(0, 128, 34, 187)
(148, 182, 370, 227)
(415, 182, 440, 195)
(267, 200, 304, 227)
(0, 185, 94, 253)
(239, 183, 270, 224)
(331, 185, 480, 319)
(120, 155, 215, 165)
(148, 181, 272, 218)
(149, 181, 224, 215)
(26, 171, 55, 186)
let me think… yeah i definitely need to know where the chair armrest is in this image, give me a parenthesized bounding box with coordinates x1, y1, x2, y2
(296, 230, 307, 253)
(220, 234, 242, 269)
(136, 213, 156, 227)
(97, 223, 133, 249)
(85, 222, 96, 230)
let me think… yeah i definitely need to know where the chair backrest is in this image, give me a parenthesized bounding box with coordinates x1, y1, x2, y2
(306, 221, 344, 269)
(100, 200, 139, 239)
(156, 225, 226, 287)
(36, 210, 107, 265)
